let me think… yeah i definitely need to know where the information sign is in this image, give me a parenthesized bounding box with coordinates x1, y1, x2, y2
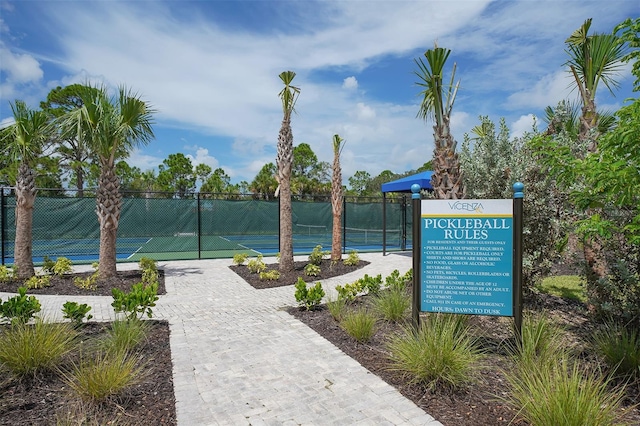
(420, 199, 513, 316)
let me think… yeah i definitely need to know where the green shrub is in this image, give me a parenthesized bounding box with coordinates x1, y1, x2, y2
(504, 355, 628, 426)
(387, 314, 481, 390)
(247, 255, 266, 274)
(592, 322, 640, 380)
(308, 245, 328, 266)
(304, 263, 321, 276)
(294, 278, 325, 310)
(62, 301, 93, 326)
(111, 282, 159, 320)
(587, 259, 640, 324)
(24, 274, 51, 290)
(102, 319, 149, 353)
(63, 350, 146, 403)
(372, 287, 410, 322)
(52, 257, 73, 276)
(73, 263, 99, 291)
(326, 295, 348, 321)
(139, 257, 159, 286)
(335, 273, 383, 301)
(0, 319, 78, 377)
(0, 287, 41, 324)
(343, 250, 360, 266)
(259, 270, 280, 281)
(0, 265, 17, 283)
(340, 308, 377, 343)
(232, 253, 248, 265)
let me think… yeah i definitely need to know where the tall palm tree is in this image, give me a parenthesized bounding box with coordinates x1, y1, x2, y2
(330, 134, 344, 261)
(276, 71, 300, 272)
(564, 19, 624, 282)
(415, 44, 464, 199)
(1, 101, 53, 278)
(565, 18, 625, 151)
(62, 84, 155, 279)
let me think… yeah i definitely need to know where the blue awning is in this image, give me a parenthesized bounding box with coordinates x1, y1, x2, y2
(381, 171, 433, 193)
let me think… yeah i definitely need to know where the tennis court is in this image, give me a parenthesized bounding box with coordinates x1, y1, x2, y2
(2, 226, 406, 265)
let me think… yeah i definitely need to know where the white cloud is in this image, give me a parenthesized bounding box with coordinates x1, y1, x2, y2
(510, 114, 537, 139)
(342, 76, 358, 90)
(355, 102, 376, 120)
(126, 149, 163, 172)
(0, 44, 43, 83)
(185, 147, 220, 170)
(506, 71, 577, 110)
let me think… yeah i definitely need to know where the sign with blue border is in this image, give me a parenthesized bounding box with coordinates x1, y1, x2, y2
(421, 199, 513, 316)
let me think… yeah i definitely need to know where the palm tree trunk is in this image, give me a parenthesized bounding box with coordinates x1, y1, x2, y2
(331, 141, 343, 261)
(14, 163, 36, 279)
(277, 116, 294, 272)
(431, 123, 464, 200)
(96, 163, 122, 279)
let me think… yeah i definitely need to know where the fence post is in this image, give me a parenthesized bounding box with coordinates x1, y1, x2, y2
(197, 193, 202, 259)
(513, 182, 524, 341)
(1, 188, 4, 266)
(342, 197, 346, 254)
(411, 184, 421, 330)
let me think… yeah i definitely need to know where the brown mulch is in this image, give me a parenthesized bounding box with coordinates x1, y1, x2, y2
(0, 269, 166, 296)
(0, 270, 175, 426)
(229, 259, 369, 289)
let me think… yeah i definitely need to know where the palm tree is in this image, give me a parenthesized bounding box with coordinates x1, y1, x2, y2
(1, 101, 53, 278)
(415, 44, 464, 199)
(564, 19, 624, 283)
(330, 134, 344, 261)
(62, 84, 155, 279)
(275, 71, 300, 272)
(565, 18, 625, 151)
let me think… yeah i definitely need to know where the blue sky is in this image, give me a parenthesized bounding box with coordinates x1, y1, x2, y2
(1, 0, 638, 186)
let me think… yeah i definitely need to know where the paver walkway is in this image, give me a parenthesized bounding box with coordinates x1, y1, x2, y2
(2, 252, 442, 426)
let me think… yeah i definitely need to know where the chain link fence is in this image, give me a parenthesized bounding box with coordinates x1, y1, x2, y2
(1, 188, 413, 264)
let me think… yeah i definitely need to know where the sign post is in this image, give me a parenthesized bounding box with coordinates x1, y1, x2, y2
(411, 184, 421, 329)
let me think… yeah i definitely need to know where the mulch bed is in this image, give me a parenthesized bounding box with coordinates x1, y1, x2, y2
(0, 271, 175, 426)
(229, 259, 369, 289)
(0, 270, 166, 296)
(0, 321, 175, 426)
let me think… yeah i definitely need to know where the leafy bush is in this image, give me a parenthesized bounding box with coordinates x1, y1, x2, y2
(335, 273, 383, 301)
(294, 278, 325, 310)
(387, 314, 481, 390)
(0, 319, 78, 377)
(304, 264, 321, 276)
(308, 245, 328, 266)
(111, 282, 159, 320)
(73, 263, 99, 291)
(0, 287, 41, 324)
(62, 301, 93, 326)
(247, 255, 266, 274)
(340, 308, 377, 343)
(63, 350, 146, 402)
(343, 250, 360, 266)
(102, 319, 149, 353)
(139, 257, 159, 286)
(587, 258, 640, 324)
(592, 322, 640, 380)
(42, 256, 73, 276)
(504, 355, 628, 426)
(24, 274, 51, 290)
(259, 270, 280, 281)
(372, 287, 410, 322)
(0, 265, 16, 283)
(385, 269, 412, 291)
(232, 253, 248, 265)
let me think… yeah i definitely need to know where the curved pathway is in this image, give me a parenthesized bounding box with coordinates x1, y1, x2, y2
(2, 253, 441, 426)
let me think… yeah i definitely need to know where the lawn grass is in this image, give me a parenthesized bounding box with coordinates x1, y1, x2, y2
(538, 275, 586, 302)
